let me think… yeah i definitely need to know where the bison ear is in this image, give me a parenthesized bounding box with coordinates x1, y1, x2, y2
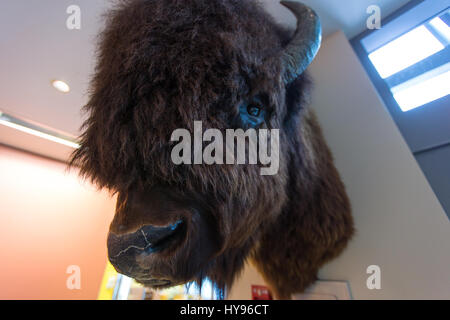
(282, 73, 312, 133)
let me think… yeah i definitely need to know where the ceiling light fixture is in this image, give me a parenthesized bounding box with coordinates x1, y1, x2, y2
(368, 25, 445, 79)
(51, 80, 70, 93)
(0, 111, 80, 149)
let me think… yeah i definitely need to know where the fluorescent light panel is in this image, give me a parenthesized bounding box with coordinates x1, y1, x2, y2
(391, 66, 450, 112)
(429, 16, 450, 42)
(368, 25, 445, 79)
(0, 111, 80, 149)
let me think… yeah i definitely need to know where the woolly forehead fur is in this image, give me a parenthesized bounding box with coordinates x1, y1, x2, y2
(71, 0, 307, 192)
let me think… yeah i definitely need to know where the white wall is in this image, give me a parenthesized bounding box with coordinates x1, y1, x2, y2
(229, 31, 450, 300)
(310, 31, 450, 299)
(227, 262, 268, 300)
(0, 145, 116, 299)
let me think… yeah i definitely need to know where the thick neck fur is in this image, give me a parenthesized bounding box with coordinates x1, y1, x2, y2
(250, 109, 354, 299)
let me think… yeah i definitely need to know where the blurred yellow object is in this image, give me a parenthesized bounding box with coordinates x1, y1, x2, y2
(97, 261, 119, 300)
(97, 260, 205, 300)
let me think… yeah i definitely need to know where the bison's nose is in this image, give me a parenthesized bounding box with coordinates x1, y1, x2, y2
(107, 220, 184, 273)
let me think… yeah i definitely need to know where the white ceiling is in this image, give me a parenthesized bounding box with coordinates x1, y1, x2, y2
(262, 0, 411, 38)
(0, 0, 411, 140)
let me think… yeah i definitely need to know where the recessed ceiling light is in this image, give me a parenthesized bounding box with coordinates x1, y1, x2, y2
(51, 80, 70, 93)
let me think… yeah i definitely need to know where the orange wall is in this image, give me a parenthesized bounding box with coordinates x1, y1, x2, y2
(0, 145, 116, 299)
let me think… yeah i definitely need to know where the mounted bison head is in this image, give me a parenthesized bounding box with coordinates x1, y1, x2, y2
(71, 0, 354, 299)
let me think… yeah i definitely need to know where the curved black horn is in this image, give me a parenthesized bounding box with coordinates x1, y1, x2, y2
(280, 1, 322, 84)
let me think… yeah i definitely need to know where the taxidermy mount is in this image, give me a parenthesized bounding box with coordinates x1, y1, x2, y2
(71, 0, 354, 299)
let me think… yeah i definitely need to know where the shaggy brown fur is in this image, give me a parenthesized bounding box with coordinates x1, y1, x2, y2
(71, 0, 354, 299)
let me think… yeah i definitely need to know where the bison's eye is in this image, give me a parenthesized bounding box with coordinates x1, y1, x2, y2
(247, 105, 261, 117)
(239, 100, 266, 128)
